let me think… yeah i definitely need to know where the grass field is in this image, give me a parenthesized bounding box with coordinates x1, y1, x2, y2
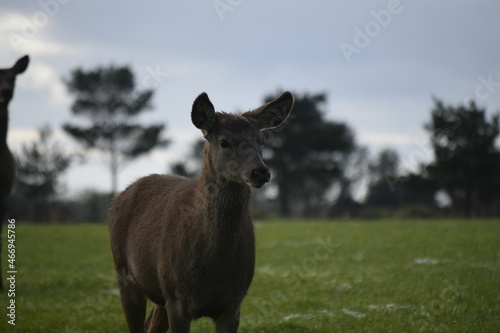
(1, 219, 499, 332)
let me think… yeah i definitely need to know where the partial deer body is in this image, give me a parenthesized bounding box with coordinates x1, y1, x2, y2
(0, 55, 29, 290)
(108, 91, 294, 332)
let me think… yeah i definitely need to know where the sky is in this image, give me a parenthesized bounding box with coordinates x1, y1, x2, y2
(1, 0, 500, 196)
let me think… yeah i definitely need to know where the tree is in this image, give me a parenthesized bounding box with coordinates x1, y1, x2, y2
(365, 148, 400, 208)
(396, 170, 438, 208)
(63, 64, 168, 194)
(329, 146, 367, 218)
(263, 91, 357, 217)
(13, 125, 77, 221)
(364, 148, 439, 217)
(67, 189, 112, 223)
(425, 99, 500, 217)
(170, 139, 205, 178)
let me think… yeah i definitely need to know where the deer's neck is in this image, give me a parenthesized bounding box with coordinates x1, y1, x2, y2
(0, 104, 8, 150)
(197, 159, 251, 247)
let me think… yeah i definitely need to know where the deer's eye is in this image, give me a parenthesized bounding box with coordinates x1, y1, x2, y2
(219, 139, 231, 149)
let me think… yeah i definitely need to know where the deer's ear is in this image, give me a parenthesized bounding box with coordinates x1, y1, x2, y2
(243, 91, 294, 130)
(12, 55, 29, 74)
(192, 92, 216, 132)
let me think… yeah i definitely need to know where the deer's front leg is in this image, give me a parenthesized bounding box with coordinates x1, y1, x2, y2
(214, 304, 241, 333)
(166, 300, 191, 333)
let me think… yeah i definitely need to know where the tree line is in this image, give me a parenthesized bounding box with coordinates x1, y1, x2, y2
(8, 65, 500, 222)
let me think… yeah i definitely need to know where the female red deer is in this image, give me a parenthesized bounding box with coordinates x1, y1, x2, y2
(0, 55, 29, 290)
(108, 91, 294, 332)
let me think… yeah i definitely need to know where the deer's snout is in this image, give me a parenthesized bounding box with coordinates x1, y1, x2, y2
(248, 167, 270, 188)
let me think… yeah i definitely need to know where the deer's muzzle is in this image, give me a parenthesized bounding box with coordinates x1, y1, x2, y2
(248, 167, 271, 188)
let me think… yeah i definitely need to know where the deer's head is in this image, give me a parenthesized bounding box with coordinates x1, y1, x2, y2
(0, 55, 29, 106)
(192, 91, 294, 188)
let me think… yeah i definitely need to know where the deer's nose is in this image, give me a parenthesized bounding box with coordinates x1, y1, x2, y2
(251, 167, 271, 184)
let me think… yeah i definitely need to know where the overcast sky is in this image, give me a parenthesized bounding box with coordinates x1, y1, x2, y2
(1, 0, 500, 195)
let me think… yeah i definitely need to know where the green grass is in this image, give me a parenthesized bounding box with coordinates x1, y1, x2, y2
(1, 220, 499, 332)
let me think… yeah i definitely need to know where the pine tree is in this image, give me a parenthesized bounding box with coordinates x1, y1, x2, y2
(63, 65, 168, 194)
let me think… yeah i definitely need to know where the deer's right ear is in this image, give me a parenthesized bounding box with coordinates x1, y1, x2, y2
(192, 92, 216, 132)
(12, 55, 29, 74)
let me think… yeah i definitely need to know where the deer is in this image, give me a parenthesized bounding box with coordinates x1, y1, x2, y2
(0, 55, 29, 290)
(108, 91, 294, 333)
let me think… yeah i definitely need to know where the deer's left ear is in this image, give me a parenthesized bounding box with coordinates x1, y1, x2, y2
(12, 55, 29, 74)
(243, 91, 294, 130)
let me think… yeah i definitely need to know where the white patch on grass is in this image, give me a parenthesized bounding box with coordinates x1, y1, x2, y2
(368, 303, 411, 311)
(282, 310, 335, 321)
(413, 257, 454, 265)
(282, 313, 314, 321)
(107, 288, 120, 296)
(336, 282, 353, 292)
(96, 273, 114, 280)
(342, 308, 366, 318)
(283, 240, 314, 247)
(471, 263, 497, 271)
(258, 265, 276, 276)
(413, 257, 439, 264)
(318, 310, 335, 317)
(353, 251, 365, 261)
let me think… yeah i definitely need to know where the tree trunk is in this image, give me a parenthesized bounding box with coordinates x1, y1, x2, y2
(277, 179, 291, 217)
(464, 166, 474, 218)
(110, 138, 119, 197)
(110, 158, 118, 197)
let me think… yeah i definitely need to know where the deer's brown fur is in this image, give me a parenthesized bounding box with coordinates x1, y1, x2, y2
(108, 91, 294, 332)
(0, 55, 29, 290)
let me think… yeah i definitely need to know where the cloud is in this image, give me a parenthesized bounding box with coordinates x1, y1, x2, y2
(21, 62, 71, 107)
(7, 128, 39, 148)
(0, 12, 78, 57)
(358, 132, 415, 146)
(8, 127, 73, 150)
(3, 0, 500, 196)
